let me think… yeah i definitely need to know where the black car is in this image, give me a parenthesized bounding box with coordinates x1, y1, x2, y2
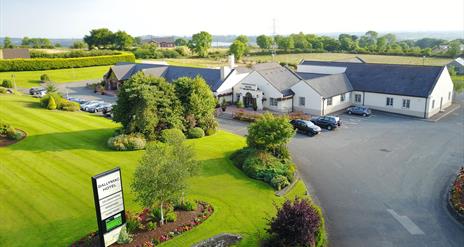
(310, 116, 341, 131)
(290, 119, 322, 136)
(29, 87, 45, 95)
(346, 106, 371, 117)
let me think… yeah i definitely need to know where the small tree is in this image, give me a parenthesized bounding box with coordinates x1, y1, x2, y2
(131, 142, 197, 225)
(2, 79, 13, 88)
(229, 40, 247, 60)
(47, 96, 57, 110)
(247, 113, 295, 157)
(40, 74, 50, 83)
(71, 40, 86, 49)
(267, 197, 322, 247)
(44, 81, 58, 93)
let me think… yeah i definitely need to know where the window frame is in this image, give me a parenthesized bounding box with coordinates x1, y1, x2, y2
(402, 99, 410, 109)
(431, 99, 435, 109)
(386, 97, 394, 106)
(354, 94, 361, 103)
(326, 97, 333, 106)
(340, 94, 345, 102)
(270, 98, 278, 106)
(299, 97, 305, 106)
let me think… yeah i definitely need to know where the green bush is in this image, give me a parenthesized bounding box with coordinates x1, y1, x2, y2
(0, 120, 10, 135)
(188, 127, 205, 139)
(174, 199, 197, 211)
(175, 46, 190, 56)
(201, 117, 218, 136)
(107, 133, 147, 151)
(6, 127, 22, 140)
(160, 128, 185, 144)
(0, 87, 6, 94)
(165, 212, 177, 222)
(59, 100, 80, 111)
(0, 53, 135, 71)
(205, 128, 217, 136)
(40, 74, 50, 82)
(116, 225, 133, 244)
(146, 221, 157, 231)
(30, 50, 120, 58)
(125, 211, 142, 234)
(232, 149, 294, 189)
(2, 79, 13, 88)
(40, 92, 64, 108)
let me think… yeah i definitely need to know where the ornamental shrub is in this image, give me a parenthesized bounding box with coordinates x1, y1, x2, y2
(230, 147, 257, 169)
(0, 87, 6, 94)
(0, 120, 10, 135)
(271, 175, 290, 190)
(188, 127, 205, 139)
(6, 127, 20, 140)
(125, 211, 142, 234)
(116, 225, 133, 244)
(174, 199, 197, 211)
(40, 74, 50, 82)
(2, 79, 13, 88)
(40, 92, 64, 108)
(267, 197, 322, 247)
(107, 133, 146, 151)
(0, 53, 135, 71)
(59, 100, 80, 111)
(47, 95, 57, 110)
(160, 128, 185, 144)
(165, 212, 177, 222)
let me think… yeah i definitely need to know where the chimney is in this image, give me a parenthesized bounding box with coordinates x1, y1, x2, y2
(220, 54, 236, 80)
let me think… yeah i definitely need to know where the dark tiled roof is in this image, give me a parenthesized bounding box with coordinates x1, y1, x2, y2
(301, 73, 353, 98)
(299, 60, 444, 97)
(1, 48, 30, 59)
(333, 56, 366, 63)
(296, 72, 328, 80)
(253, 62, 301, 94)
(109, 63, 223, 91)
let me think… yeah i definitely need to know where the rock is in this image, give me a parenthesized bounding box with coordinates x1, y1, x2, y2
(191, 233, 242, 247)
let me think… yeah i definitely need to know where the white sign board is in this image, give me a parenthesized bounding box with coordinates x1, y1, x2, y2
(92, 168, 126, 247)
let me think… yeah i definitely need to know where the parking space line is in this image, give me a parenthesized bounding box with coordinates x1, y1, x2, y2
(387, 209, 425, 235)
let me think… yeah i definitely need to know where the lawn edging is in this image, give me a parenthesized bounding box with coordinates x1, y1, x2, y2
(446, 168, 464, 225)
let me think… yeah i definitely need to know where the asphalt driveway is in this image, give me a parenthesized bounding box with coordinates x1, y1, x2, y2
(219, 97, 464, 247)
(56, 80, 116, 103)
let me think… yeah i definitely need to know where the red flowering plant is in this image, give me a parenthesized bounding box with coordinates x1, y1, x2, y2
(450, 167, 464, 215)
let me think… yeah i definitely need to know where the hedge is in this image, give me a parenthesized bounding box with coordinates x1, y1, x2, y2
(0, 53, 135, 72)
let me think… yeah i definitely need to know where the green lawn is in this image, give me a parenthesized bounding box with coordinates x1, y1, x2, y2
(0, 94, 311, 247)
(0, 65, 110, 89)
(244, 53, 451, 66)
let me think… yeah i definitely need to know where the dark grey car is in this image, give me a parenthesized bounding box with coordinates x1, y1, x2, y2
(346, 106, 371, 117)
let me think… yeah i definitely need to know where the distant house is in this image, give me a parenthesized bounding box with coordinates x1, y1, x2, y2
(144, 37, 176, 48)
(0, 48, 30, 59)
(447, 57, 464, 75)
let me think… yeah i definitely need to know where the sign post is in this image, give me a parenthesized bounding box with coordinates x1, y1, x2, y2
(92, 167, 126, 247)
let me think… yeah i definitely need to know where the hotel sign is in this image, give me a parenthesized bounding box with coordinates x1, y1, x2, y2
(92, 167, 126, 247)
(240, 83, 257, 91)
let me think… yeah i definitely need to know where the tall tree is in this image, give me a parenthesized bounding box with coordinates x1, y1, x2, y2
(235, 35, 249, 45)
(83, 28, 113, 49)
(256, 35, 273, 50)
(188, 31, 212, 57)
(447, 40, 463, 57)
(113, 72, 183, 140)
(229, 40, 247, 59)
(131, 141, 197, 225)
(112, 30, 134, 50)
(173, 76, 217, 131)
(175, 38, 188, 46)
(3, 37, 13, 48)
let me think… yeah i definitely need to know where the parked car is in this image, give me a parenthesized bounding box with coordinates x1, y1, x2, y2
(290, 119, 321, 136)
(32, 89, 47, 98)
(67, 97, 87, 104)
(83, 102, 106, 113)
(346, 106, 371, 117)
(29, 87, 44, 95)
(311, 116, 341, 130)
(95, 103, 114, 113)
(80, 101, 104, 111)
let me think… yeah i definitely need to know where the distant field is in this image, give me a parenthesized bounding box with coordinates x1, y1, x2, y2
(452, 75, 464, 92)
(244, 53, 452, 66)
(138, 58, 228, 68)
(0, 65, 109, 88)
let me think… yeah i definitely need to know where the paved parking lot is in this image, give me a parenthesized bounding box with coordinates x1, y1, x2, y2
(56, 80, 116, 103)
(219, 97, 464, 247)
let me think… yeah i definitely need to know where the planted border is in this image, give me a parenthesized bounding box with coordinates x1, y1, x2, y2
(448, 167, 464, 224)
(0, 53, 135, 71)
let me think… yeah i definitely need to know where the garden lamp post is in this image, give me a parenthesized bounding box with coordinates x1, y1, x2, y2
(11, 74, 16, 91)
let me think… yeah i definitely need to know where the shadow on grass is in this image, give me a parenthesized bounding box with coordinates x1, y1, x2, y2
(8, 128, 117, 152)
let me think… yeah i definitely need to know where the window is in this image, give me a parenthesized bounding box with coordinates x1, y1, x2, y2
(386, 97, 394, 106)
(327, 97, 333, 106)
(236, 93, 241, 102)
(355, 94, 362, 103)
(340, 94, 345, 102)
(270, 98, 278, 106)
(448, 92, 451, 101)
(299, 97, 305, 106)
(432, 99, 435, 109)
(402, 99, 410, 108)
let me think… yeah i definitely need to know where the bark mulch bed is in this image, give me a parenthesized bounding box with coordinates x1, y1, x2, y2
(0, 129, 26, 147)
(72, 201, 214, 247)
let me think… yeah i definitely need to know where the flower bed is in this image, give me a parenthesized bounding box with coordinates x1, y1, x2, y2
(232, 110, 310, 122)
(72, 201, 213, 247)
(450, 167, 464, 216)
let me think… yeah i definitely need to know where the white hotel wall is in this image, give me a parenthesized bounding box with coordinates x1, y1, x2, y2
(291, 81, 323, 115)
(426, 67, 454, 117)
(322, 92, 352, 115)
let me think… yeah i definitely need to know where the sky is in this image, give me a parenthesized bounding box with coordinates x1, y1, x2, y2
(0, 0, 463, 38)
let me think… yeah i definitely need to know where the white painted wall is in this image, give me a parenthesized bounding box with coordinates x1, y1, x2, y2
(323, 92, 352, 115)
(216, 69, 250, 95)
(291, 81, 322, 115)
(234, 71, 285, 112)
(362, 92, 427, 117)
(426, 67, 454, 117)
(297, 64, 347, 74)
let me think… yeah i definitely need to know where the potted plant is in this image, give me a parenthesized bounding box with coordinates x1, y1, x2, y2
(221, 99, 227, 112)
